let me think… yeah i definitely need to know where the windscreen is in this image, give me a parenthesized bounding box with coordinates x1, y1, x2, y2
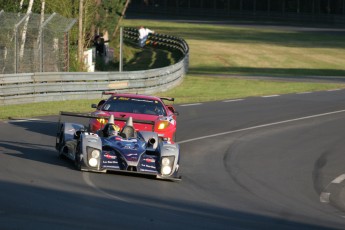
(102, 96, 167, 116)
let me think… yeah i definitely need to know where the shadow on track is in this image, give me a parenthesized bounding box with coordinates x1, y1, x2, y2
(0, 180, 341, 230)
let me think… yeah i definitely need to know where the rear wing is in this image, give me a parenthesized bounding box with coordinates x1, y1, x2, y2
(101, 91, 175, 102)
(59, 111, 155, 125)
(102, 91, 116, 96)
(160, 97, 175, 102)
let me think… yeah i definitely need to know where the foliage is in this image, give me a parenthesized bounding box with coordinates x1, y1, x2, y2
(1, 0, 128, 71)
(0, 0, 40, 13)
(95, 0, 127, 37)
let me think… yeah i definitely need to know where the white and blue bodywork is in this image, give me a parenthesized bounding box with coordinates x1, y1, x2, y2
(56, 115, 181, 181)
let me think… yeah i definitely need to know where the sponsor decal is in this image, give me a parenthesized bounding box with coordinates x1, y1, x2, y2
(117, 96, 130, 100)
(131, 98, 153, 103)
(143, 158, 155, 163)
(104, 153, 117, 159)
(122, 139, 137, 143)
(125, 153, 138, 161)
(104, 165, 119, 169)
(103, 160, 117, 164)
(141, 164, 156, 169)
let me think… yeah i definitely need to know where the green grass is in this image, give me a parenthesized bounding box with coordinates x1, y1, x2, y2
(1, 75, 344, 120)
(123, 44, 176, 71)
(121, 19, 345, 77)
(1, 19, 345, 120)
(156, 75, 345, 104)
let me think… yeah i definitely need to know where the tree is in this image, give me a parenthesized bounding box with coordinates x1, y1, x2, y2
(112, 0, 130, 38)
(93, 0, 129, 37)
(19, 0, 34, 60)
(1, 0, 130, 70)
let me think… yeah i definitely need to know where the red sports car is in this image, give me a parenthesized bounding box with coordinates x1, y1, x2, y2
(89, 92, 179, 141)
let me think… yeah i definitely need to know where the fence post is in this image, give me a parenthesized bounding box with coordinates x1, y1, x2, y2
(119, 27, 123, 72)
(64, 18, 77, 72)
(39, 13, 56, 72)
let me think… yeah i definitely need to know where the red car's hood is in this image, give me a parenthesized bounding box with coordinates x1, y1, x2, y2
(92, 111, 161, 122)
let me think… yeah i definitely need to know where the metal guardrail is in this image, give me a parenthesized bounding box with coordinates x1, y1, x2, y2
(123, 27, 189, 60)
(0, 28, 189, 106)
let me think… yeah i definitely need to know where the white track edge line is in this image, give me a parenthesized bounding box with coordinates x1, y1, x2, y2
(178, 109, 345, 144)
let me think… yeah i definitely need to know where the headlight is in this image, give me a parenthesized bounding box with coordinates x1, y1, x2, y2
(162, 157, 170, 166)
(87, 147, 101, 168)
(96, 118, 107, 125)
(162, 166, 172, 175)
(161, 156, 175, 176)
(89, 158, 98, 167)
(157, 121, 170, 130)
(91, 149, 100, 158)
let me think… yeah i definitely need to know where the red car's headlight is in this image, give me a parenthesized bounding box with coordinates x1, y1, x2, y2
(96, 118, 107, 125)
(157, 120, 170, 130)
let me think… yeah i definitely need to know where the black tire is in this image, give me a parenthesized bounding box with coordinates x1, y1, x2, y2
(74, 142, 82, 170)
(56, 125, 64, 156)
(75, 152, 82, 170)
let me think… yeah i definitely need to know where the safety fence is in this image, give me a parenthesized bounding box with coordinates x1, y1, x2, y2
(0, 11, 76, 74)
(0, 28, 189, 106)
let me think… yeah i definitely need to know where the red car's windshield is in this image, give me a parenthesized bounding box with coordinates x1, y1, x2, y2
(101, 96, 167, 116)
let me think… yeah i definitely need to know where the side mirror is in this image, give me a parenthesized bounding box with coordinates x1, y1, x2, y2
(92, 100, 105, 110)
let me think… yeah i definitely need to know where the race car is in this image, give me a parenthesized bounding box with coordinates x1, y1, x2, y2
(56, 113, 181, 181)
(89, 92, 178, 142)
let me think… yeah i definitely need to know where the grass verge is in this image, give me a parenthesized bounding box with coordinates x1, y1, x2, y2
(122, 19, 345, 77)
(1, 75, 344, 120)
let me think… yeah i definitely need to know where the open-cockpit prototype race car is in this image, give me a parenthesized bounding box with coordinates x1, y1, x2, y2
(56, 113, 181, 181)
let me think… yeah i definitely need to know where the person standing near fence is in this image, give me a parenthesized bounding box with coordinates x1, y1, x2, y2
(138, 26, 154, 48)
(94, 33, 109, 56)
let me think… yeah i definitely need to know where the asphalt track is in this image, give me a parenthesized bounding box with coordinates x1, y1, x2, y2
(2, 89, 345, 229)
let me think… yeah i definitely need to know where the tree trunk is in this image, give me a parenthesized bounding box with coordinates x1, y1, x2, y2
(37, 0, 45, 72)
(37, 0, 45, 45)
(19, 0, 34, 60)
(78, 0, 84, 63)
(112, 0, 130, 38)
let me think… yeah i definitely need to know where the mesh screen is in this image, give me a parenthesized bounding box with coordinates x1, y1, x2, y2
(0, 11, 76, 74)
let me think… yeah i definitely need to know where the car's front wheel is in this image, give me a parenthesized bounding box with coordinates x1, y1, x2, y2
(74, 143, 82, 170)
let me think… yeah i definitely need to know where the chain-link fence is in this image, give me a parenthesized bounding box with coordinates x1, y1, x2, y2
(0, 10, 76, 74)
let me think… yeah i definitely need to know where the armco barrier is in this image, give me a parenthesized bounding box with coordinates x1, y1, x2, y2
(0, 27, 189, 106)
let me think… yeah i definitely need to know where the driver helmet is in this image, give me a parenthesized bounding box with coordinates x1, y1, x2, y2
(104, 124, 120, 137)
